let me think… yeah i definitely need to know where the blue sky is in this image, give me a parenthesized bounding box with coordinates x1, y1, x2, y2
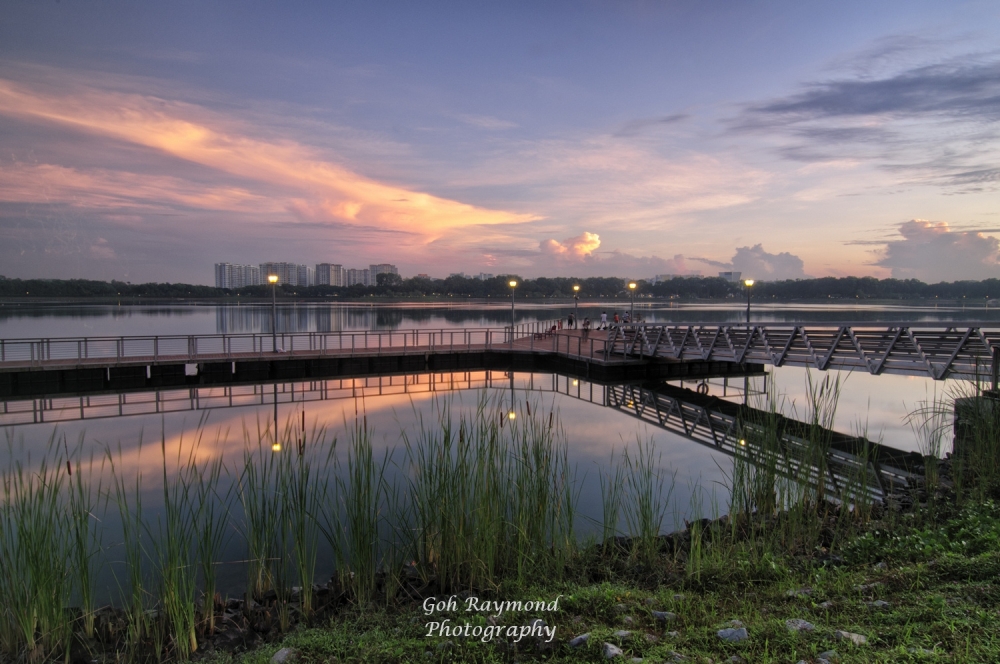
(2, 1, 999, 283)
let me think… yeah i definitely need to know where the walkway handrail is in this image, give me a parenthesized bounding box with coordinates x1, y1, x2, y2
(603, 322, 1000, 379)
(0, 320, 566, 368)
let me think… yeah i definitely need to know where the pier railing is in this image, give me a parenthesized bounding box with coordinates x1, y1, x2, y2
(605, 322, 1000, 380)
(0, 320, 606, 369)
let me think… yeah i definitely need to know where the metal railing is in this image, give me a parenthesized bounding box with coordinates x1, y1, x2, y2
(605, 322, 1000, 379)
(0, 321, 577, 368)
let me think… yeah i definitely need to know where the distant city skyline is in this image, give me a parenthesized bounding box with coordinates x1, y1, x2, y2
(2, 2, 1000, 285)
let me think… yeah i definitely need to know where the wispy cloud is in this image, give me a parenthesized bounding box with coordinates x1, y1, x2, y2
(733, 50, 1000, 193)
(0, 78, 539, 242)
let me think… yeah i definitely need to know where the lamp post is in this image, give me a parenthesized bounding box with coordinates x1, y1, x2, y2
(268, 274, 279, 352)
(573, 284, 580, 328)
(509, 279, 517, 347)
(628, 282, 637, 323)
(743, 278, 755, 324)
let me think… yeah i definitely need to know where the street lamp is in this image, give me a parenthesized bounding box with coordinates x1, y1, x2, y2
(743, 279, 755, 324)
(573, 285, 580, 328)
(509, 279, 517, 347)
(268, 274, 279, 352)
(628, 282, 637, 323)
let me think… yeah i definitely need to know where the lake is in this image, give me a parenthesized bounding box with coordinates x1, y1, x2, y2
(0, 300, 986, 599)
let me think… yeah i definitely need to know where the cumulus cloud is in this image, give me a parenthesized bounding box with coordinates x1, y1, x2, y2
(692, 244, 808, 280)
(874, 219, 1000, 281)
(540, 232, 601, 259)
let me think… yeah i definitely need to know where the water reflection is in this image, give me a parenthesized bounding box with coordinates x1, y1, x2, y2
(2, 301, 996, 339)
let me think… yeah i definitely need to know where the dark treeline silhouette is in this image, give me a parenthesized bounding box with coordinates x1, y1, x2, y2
(1, 275, 999, 300)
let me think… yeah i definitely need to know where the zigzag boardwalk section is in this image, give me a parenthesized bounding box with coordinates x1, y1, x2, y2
(609, 382, 923, 502)
(606, 322, 1000, 380)
(0, 324, 759, 400)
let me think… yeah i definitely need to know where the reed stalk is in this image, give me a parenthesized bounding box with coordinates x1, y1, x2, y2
(0, 433, 74, 662)
(151, 431, 201, 659)
(622, 437, 674, 565)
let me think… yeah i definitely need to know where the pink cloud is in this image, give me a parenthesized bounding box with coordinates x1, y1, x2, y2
(0, 79, 539, 242)
(540, 232, 601, 259)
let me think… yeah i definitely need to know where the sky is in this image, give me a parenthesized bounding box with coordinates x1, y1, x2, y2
(2, 1, 1000, 284)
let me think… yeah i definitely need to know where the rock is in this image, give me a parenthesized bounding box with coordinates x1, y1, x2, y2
(623, 615, 635, 625)
(270, 648, 297, 664)
(817, 650, 840, 663)
(874, 561, 888, 570)
(727, 619, 743, 628)
(785, 618, 815, 632)
(603, 642, 624, 659)
(614, 603, 628, 613)
(907, 647, 936, 656)
(729, 657, 746, 664)
(652, 610, 677, 623)
(786, 587, 812, 598)
(668, 652, 687, 662)
(436, 640, 454, 651)
(834, 630, 867, 645)
(644, 633, 659, 643)
(643, 597, 656, 606)
(673, 593, 685, 601)
(568, 633, 590, 648)
(716, 627, 749, 642)
(614, 630, 633, 639)
(818, 600, 835, 610)
(868, 600, 891, 609)
(665, 630, 680, 638)
(631, 659, 644, 663)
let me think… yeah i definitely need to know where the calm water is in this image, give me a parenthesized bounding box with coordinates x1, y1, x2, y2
(0, 301, 985, 598)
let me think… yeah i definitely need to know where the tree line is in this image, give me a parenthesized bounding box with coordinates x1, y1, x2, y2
(1, 274, 999, 300)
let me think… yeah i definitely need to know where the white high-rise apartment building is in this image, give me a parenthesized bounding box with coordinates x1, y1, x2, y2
(369, 263, 398, 279)
(345, 268, 370, 287)
(316, 264, 344, 286)
(259, 262, 313, 286)
(214, 263, 261, 288)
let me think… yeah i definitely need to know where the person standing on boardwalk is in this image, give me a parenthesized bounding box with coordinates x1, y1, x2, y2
(613, 312, 619, 325)
(600, 311, 607, 329)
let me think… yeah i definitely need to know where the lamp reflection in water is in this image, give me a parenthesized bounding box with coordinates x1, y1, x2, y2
(508, 372, 517, 420)
(271, 383, 281, 452)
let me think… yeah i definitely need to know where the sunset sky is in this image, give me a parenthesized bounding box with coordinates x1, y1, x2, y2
(2, 1, 999, 283)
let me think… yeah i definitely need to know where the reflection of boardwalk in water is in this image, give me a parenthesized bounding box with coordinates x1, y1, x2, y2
(608, 382, 922, 502)
(0, 371, 604, 427)
(0, 369, 923, 504)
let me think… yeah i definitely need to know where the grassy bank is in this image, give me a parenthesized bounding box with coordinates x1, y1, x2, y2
(1, 380, 998, 662)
